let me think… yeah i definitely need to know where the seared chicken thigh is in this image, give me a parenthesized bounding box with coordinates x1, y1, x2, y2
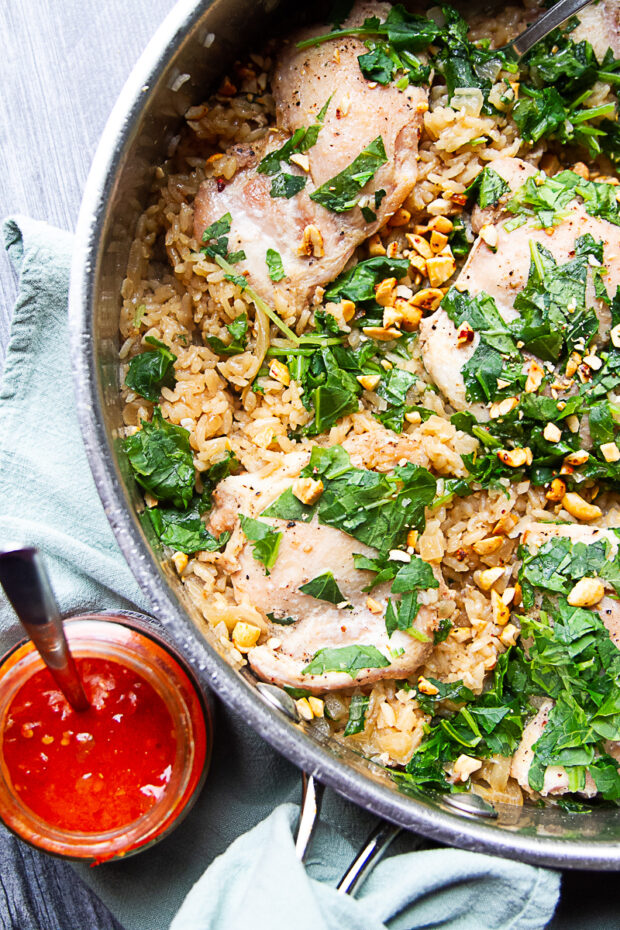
(194, 0, 427, 314)
(420, 157, 620, 416)
(209, 451, 443, 692)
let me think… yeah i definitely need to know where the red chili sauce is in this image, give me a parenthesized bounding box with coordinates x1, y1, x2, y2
(1, 658, 177, 833)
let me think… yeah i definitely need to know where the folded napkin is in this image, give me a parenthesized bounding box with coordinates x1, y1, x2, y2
(0, 216, 561, 930)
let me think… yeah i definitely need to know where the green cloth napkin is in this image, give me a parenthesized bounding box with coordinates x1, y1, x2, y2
(0, 216, 561, 930)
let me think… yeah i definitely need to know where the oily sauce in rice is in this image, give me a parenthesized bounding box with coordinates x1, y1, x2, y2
(1, 658, 177, 832)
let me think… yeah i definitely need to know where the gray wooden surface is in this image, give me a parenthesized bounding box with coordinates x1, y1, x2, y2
(0, 2, 617, 928)
(0, 0, 175, 372)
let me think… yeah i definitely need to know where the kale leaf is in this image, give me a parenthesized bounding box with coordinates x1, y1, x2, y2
(148, 503, 229, 555)
(123, 408, 195, 508)
(239, 515, 282, 573)
(466, 166, 510, 208)
(299, 571, 347, 604)
(302, 644, 390, 678)
(310, 136, 387, 213)
(344, 693, 370, 735)
(266, 248, 286, 282)
(125, 336, 177, 403)
(205, 313, 248, 356)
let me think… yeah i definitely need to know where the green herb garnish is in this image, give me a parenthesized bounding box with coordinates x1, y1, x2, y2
(299, 571, 347, 604)
(310, 136, 387, 213)
(302, 644, 390, 678)
(344, 693, 370, 735)
(205, 313, 248, 356)
(239, 515, 282, 573)
(266, 249, 286, 282)
(123, 408, 195, 509)
(125, 337, 177, 402)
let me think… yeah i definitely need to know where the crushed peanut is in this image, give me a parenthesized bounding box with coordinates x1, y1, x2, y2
(472, 535, 503, 555)
(477, 566, 504, 591)
(567, 577, 605, 607)
(368, 233, 386, 256)
(546, 478, 566, 501)
(525, 360, 544, 393)
(406, 233, 432, 259)
(292, 477, 324, 505)
(375, 277, 397, 306)
(172, 551, 189, 575)
(453, 754, 482, 782)
(497, 447, 532, 468)
(232, 621, 261, 651)
(561, 492, 602, 522)
(269, 359, 291, 386)
(388, 208, 411, 227)
(357, 373, 381, 391)
(500, 623, 520, 647)
(601, 442, 620, 463)
(426, 254, 456, 287)
(491, 589, 510, 627)
(410, 288, 444, 312)
(543, 423, 562, 443)
(299, 224, 324, 258)
(489, 396, 518, 419)
(417, 676, 439, 696)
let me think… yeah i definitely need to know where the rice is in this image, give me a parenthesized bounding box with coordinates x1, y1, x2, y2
(117, 1, 620, 804)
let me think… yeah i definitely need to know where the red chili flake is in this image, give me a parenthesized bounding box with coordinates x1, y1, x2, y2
(216, 178, 226, 192)
(457, 324, 474, 345)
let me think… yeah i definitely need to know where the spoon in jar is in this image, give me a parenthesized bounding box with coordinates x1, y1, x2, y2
(0, 547, 90, 711)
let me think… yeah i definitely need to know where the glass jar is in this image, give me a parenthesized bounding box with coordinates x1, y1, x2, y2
(0, 611, 211, 862)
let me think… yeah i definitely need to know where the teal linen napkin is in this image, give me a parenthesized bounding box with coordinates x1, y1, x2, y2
(0, 216, 561, 930)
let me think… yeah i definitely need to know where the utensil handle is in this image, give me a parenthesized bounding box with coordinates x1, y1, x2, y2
(337, 821, 401, 896)
(509, 0, 592, 58)
(295, 772, 325, 861)
(0, 548, 90, 711)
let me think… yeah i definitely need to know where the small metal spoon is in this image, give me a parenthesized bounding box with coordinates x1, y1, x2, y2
(0, 547, 90, 711)
(501, 0, 593, 60)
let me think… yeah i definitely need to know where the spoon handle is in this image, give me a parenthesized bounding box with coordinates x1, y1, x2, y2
(0, 548, 90, 711)
(508, 0, 593, 59)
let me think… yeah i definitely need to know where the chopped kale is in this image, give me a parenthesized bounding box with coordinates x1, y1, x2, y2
(399, 652, 525, 792)
(434, 617, 453, 644)
(201, 212, 246, 263)
(149, 503, 229, 555)
(123, 408, 195, 509)
(506, 170, 620, 229)
(344, 693, 370, 735)
(266, 611, 296, 626)
(264, 444, 436, 556)
(258, 99, 331, 198)
(310, 136, 387, 213)
(299, 571, 348, 605)
(270, 172, 306, 199)
(125, 336, 177, 402)
(325, 255, 409, 303)
(514, 19, 620, 157)
(239, 515, 282, 573)
(302, 644, 390, 678)
(205, 313, 248, 356)
(266, 249, 286, 282)
(465, 166, 510, 209)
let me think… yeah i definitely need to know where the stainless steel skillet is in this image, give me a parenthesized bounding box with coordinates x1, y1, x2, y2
(69, 0, 620, 869)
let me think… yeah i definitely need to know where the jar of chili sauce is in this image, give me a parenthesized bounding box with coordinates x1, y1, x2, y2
(0, 612, 210, 861)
